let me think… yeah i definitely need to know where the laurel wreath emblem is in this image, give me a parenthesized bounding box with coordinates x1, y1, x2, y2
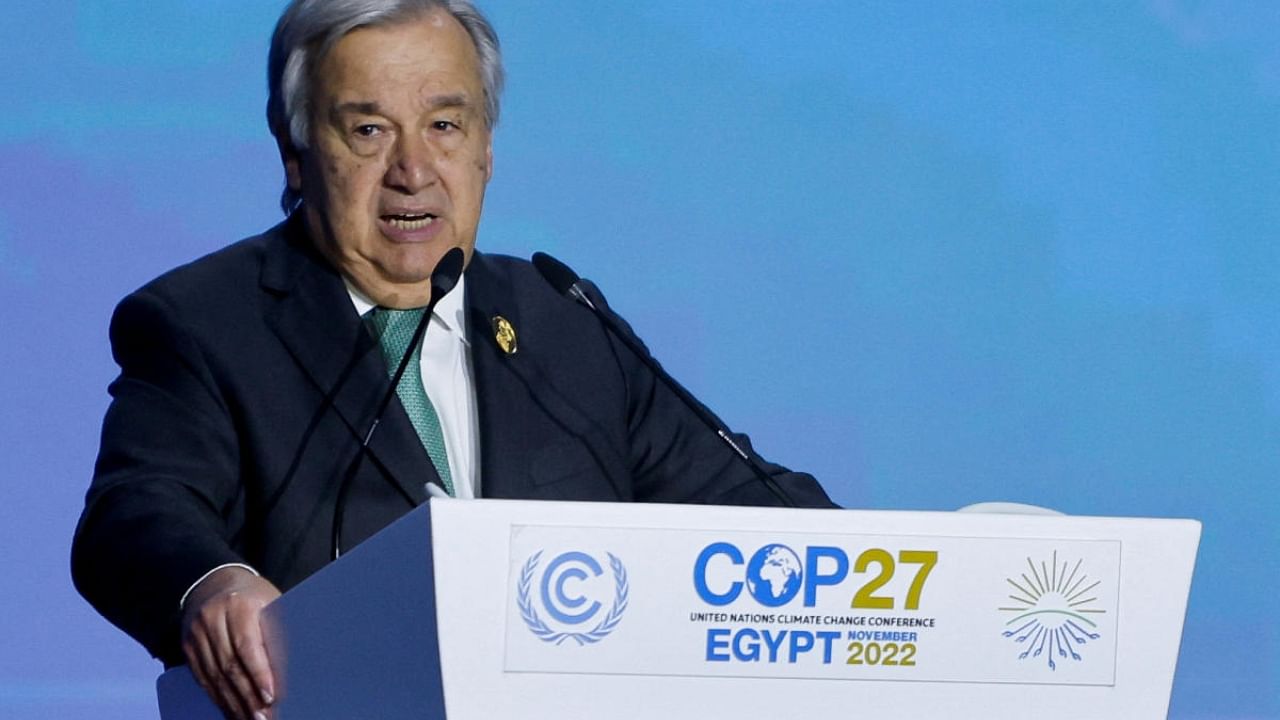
(518, 551, 629, 646)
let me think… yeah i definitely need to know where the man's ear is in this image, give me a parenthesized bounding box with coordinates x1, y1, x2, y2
(278, 138, 303, 192)
(483, 140, 494, 183)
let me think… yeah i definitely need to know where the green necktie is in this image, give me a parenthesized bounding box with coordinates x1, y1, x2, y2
(367, 307, 454, 496)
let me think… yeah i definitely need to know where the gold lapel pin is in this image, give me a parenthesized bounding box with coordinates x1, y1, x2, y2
(492, 315, 518, 355)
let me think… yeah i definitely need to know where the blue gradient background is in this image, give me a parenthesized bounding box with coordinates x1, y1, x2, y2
(1, 2, 1276, 717)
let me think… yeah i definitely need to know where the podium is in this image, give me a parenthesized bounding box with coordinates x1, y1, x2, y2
(158, 499, 1199, 719)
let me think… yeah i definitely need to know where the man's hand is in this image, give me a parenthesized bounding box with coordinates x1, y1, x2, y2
(181, 567, 282, 720)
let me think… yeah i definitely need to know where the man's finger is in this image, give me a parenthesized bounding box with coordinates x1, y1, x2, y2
(227, 596, 276, 706)
(188, 621, 244, 719)
(210, 608, 264, 720)
(183, 628, 218, 703)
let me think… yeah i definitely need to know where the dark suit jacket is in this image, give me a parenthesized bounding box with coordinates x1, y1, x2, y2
(71, 217, 833, 665)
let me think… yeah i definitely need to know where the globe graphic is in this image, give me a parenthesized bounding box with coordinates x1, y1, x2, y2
(745, 544, 803, 606)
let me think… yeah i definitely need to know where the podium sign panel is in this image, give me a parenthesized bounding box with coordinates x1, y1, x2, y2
(502, 526, 1121, 686)
(432, 501, 1197, 720)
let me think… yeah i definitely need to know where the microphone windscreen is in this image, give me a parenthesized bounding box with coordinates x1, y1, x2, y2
(431, 247, 465, 297)
(532, 252, 580, 296)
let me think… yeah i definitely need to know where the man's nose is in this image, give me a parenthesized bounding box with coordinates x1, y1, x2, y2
(384, 132, 437, 193)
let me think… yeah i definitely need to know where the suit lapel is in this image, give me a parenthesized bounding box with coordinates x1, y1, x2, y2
(464, 252, 530, 499)
(465, 253, 628, 500)
(259, 219, 433, 506)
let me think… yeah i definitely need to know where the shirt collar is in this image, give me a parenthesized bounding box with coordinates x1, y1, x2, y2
(344, 273, 470, 346)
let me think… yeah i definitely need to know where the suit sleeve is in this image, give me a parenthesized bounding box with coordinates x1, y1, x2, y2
(71, 288, 246, 664)
(580, 280, 838, 509)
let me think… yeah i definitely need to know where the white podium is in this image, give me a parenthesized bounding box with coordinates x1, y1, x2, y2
(159, 499, 1200, 719)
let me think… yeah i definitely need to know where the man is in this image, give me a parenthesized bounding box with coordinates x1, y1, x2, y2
(71, 1, 834, 718)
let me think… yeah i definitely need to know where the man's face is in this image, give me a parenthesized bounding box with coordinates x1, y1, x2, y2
(289, 11, 492, 308)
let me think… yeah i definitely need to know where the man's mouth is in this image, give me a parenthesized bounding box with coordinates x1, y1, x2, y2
(382, 212, 437, 230)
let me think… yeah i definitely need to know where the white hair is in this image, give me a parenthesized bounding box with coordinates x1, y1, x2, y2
(266, 0, 504, 213)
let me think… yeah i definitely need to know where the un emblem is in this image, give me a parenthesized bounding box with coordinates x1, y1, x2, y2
(517, 550, 629, 646)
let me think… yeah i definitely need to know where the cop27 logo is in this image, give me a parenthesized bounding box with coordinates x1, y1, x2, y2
(694, 542, 937, 610)
(518, 550, 629, 646)
(999, 551, 1107, 671)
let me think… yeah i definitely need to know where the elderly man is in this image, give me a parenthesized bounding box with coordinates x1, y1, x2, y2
(71, 1, 833, 718)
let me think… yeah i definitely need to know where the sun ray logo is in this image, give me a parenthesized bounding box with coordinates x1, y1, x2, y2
(998, 551, 1106, 671)
(517, 550, 629, 646)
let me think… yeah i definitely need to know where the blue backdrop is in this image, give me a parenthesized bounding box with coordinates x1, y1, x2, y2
(1, 2, 1276, 717)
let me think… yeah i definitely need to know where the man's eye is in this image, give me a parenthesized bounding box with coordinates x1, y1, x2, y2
(431, 120, 458, 132)
(354, 124, 381, 137)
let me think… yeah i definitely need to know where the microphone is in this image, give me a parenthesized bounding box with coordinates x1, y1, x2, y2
(531, 252, 797, 507)
(533, 251, 598, 310)
(331, 247, 466, 559)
